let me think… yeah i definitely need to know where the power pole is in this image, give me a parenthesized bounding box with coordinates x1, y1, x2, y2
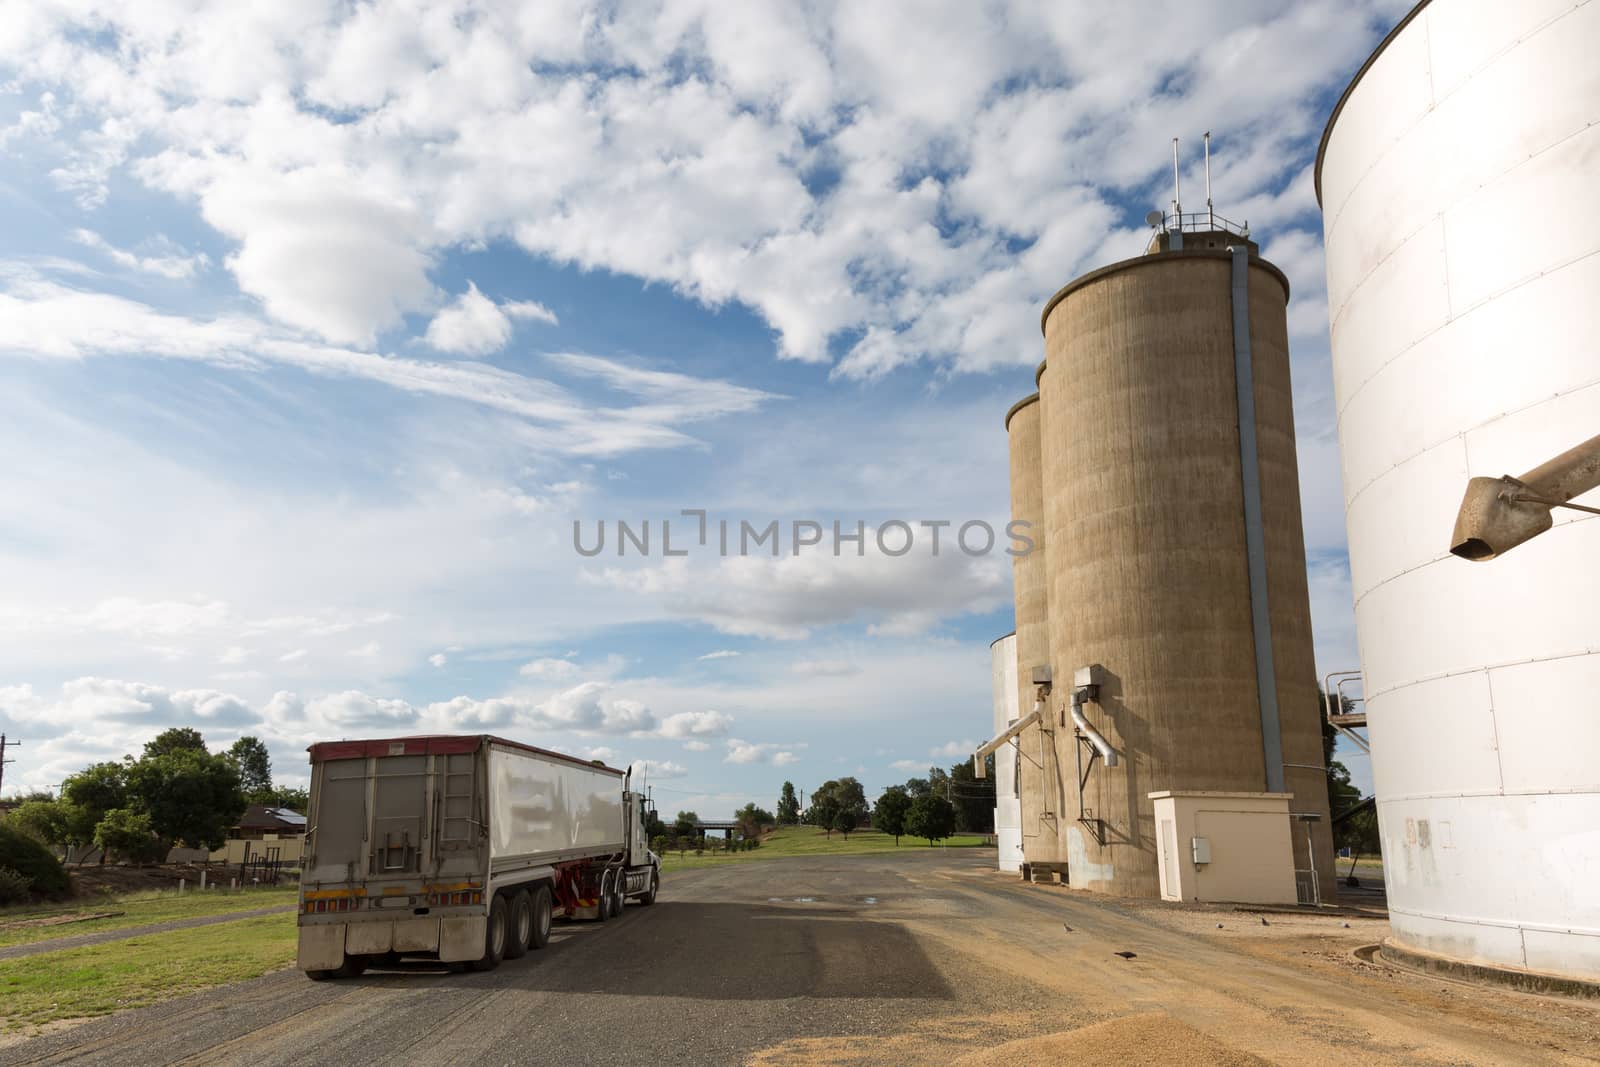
(0, 734, 18, 797)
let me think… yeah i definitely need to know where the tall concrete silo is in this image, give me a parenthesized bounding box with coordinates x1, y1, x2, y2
(1036, 238, 1334, 900)
(989, 632, 1023, 872)
(1005, 393, 1069, 870)
(1318, 0, 1600, 981)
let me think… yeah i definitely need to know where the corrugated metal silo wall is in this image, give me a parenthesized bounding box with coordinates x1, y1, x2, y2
(1318, 0, 1600, 977)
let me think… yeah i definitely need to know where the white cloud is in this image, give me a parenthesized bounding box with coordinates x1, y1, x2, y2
(659, 710, 733, 739)
(589, 534, 1009, 639)
(349, 641, 381, 658)
(724, 738, 773, 765)
(584, 746, 617, 763)
(930, 739, 976, 759)
(503, 299, 558, 326)
(772, 751, 798, 767)
(428, 653, 447, 668)
(790, 658, 857, 677)
(70, 229, 209, 280)
(630, 758, 687, 779)
(425, 282, 511, 355)
(697, 649, 740, 661)
(0, 269, 776, 457)
(0, 2, 1387, 373)
(279, 649, 308, 663)
(890, 759, 930, 772)
(520, 657, 580, 680)
(680, 740, 710, 752)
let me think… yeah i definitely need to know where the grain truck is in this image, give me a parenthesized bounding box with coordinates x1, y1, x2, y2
(295, 734, 660, 979)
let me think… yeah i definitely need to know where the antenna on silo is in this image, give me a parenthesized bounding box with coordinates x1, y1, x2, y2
(1204, 131, 1213, 229)
(1171, 137, 1182, 221)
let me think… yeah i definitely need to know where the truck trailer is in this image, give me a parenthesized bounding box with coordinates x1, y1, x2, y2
(296, 734, 660, 978)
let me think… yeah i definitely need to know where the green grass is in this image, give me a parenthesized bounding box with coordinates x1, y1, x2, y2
(0, 911, 297, 1031)
(659, 825, 990, 871)
(0, 886, 297, 948)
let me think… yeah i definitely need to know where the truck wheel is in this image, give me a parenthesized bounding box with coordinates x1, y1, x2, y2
(596, 870, 614, 921)
(639, 869, 659, 906)
(312, 954, 366, 980)
(611, 871, 626, 915)
(505, 890, 532, 959)
(471, 895, 508, 971)
(529, 885, 553, 949)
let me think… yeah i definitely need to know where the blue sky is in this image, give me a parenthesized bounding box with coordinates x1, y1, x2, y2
(0, 0, 1408, 810)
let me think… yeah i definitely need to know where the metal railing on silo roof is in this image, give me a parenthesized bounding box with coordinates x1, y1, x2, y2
(1155, 209, 1251, 238)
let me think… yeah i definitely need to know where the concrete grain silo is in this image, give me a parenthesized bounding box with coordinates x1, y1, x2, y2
(989, 632, 1023, 872)
(1004, 393, 1070, 870)
(1036, 240, 1334, 901)
(1318, 0, 1600, 982)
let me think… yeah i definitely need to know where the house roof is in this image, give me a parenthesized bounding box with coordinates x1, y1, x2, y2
(236, 804, 306, 830)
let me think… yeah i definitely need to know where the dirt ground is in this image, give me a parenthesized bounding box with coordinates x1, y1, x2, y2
(4, 850, 1596, 1066)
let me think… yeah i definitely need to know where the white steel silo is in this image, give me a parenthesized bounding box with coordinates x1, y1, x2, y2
(1318, 0, 1600, 982)
(990, 632, 1023, 872)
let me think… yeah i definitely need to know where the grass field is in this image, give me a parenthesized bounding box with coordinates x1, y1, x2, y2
(0, 911, 297, 1031)
(0, 886, 298, 949)
(658, 825, 990, 871)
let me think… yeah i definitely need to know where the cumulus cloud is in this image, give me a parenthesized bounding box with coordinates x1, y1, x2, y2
(428, 653, 447, 667)
(724, 738, 796, 765)
(658, 710, 734, 739)
(589, 533, 1009, 639)
(425, 283, 511, 355)
(630, 758, 687, 779)
(930, 739, 976, 759)
(520, 657, 580, 680)
(503, 299, 558, 326)
(4, 1, 1389, 373)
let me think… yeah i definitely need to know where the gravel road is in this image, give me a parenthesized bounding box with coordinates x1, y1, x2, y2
(1, 850, 1594, 1066)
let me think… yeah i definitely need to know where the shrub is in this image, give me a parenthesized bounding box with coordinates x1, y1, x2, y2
(0, 824, 70, 897)
(0, 867, 31, 906)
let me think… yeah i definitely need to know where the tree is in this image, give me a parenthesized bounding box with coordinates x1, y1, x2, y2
(262, 785, 309, 813)
(735, 802, 774, 842)
(947, 755, 995, 834)
(93, 808, 166, 864)
(831, 808, 857, 840)
(227, 736, 273, 800)
(62, 762, 129, 854)
(5, 799, 72, 848)
(906, 794, 956, 845)
(142, 727, 208, 759)
(776, 782, 800, 825)
(125, 748, 246, 851)
(673, 811, 700, 845)
(873, 788, 912, 845)
(831, 777, 868, 820)
(808, 789, 841, 839)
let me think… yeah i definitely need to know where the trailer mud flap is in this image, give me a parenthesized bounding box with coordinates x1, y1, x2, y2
(392, 917, 440, 953)
(439, 916, 486, 963)
(298, 923, 347, 972)
(346, 920, 393, 955)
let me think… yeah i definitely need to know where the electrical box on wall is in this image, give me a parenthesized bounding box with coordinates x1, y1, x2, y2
(1191, 837, 1211, 865)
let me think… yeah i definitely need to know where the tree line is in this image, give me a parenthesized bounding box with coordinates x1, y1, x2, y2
(3, 728, 306, 863)
(773, 757, 998, 847)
